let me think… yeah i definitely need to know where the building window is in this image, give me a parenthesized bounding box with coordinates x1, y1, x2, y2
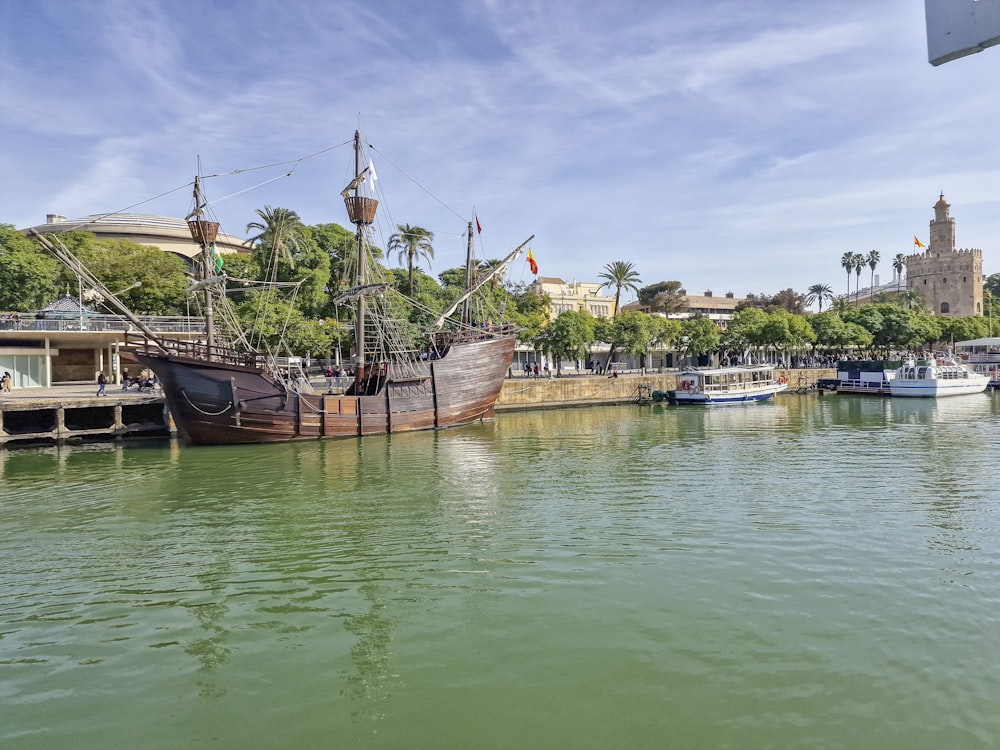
(940, 302, 950, 314)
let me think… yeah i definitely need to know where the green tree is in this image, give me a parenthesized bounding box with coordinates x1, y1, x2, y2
(0, 226, 60, 310)
(810, 312, 852, 354)
(506, 283, 550, 343)
(866, 250, 880, 293)
(534, 310, 596, 376)
(939, 316, 989, 346)
(236, 292, 336, 357)
(806, 283, 833, 313)
(895, 290, 925, 311)
(309, 222, 357, 306)
(736, 289, 806, 314)
(852, 252, 865, 304)
(893, 253, 906, 293)
(679, 316, 721, 364)
(843, 305, 884, 355)
(648, 315, 682, 367)
(0, 249, 61, 311)
(388, 224, 434, 298)
(0, 224, 39, 254)
(772, 288, 807, 315)
(637, 281, 687, 314)
(760, 309, 815, 359)
(245, 206, 308, 283)
(840, 252, 855, 298)
(845, 303, 942, 357)
(62, 236, 189, 315)
(608, 310, 654, 367)
(387, 267, 448, 330)
(722, 307, 768, 361)
(984, 272, 1000, 300)
(598, 261, 642, 317)
(809, 311, 872, 356)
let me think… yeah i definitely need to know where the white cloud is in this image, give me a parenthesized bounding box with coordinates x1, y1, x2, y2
(3, 0, 1000, 292)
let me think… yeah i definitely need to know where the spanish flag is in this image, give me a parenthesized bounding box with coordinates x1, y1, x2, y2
(914, 236, 926, 248)
(526, 249, 538, 275)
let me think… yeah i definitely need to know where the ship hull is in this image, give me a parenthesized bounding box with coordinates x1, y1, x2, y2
(134, 336, 516, 445)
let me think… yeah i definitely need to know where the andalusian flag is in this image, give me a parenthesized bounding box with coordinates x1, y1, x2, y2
(914, 236, 926, 248)
(526, 249, 538, 275)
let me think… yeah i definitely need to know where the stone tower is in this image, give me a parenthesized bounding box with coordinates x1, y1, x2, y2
(905, 193, 983, 317)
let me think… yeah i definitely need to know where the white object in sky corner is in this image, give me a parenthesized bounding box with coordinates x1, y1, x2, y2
(926, 0, 1000, 65)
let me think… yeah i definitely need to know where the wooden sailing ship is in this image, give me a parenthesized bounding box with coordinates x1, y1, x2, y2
(45, 131, 532, 445)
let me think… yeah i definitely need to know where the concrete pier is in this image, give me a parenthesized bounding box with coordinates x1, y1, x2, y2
(0, 385, 173, 447)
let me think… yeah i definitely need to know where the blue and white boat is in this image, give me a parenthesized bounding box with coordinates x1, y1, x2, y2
(657, 365, 788, 404)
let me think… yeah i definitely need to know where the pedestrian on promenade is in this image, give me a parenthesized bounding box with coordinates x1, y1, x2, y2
(1, 371, 10, 392)
(97, 371, 108, 396)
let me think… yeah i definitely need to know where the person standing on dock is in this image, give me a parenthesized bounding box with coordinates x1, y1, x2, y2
(1, 371, 10, 392)
(97, 372, 108, 397)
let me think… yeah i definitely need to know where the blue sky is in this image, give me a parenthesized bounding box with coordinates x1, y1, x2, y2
(3, 0, 1000, 307)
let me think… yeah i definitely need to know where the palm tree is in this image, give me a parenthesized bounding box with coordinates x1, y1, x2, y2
(597, 261, 642, 317)
(245, 206, 305, 282)
(387, 224, 434, 297)
(893, 253, 906, 293)
(866, 250, 880, 295)
(806, 283, 833, 313)
(852, 252, 865, 305)
(840, 252, 855, 298)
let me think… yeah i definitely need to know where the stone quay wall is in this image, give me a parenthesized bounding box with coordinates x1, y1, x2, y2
(495, 369, 834, 411)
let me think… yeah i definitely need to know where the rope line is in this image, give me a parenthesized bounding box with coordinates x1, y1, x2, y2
(180, 389, 233, 416)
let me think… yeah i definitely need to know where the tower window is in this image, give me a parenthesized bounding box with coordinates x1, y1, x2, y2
(940, 302, 950, 314)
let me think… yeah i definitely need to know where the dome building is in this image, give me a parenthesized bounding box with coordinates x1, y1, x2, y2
(23, 212, 247, 263)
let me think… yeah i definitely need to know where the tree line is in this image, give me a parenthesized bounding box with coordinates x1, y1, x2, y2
(3, 218, 998, 369)
(0, 214, 551, 357)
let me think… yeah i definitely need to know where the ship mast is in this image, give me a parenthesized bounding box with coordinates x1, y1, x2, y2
(343, 130, 379, 379)
(186, 175, 219, 358)
(462, 221, 474, 326)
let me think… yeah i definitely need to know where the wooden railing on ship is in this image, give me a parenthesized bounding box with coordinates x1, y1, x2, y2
(430, 323, 517, 347)
(126, 332, 263, 369)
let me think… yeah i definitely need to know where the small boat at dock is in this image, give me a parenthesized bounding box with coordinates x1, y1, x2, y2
(653, 365, 787, 405)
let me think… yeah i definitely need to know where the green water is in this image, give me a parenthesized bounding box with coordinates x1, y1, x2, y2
(2, 394, 999, 749)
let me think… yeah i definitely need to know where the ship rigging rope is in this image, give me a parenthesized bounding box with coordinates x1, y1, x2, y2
(366, 144, 467, 224)
(46, 140, 355, 234)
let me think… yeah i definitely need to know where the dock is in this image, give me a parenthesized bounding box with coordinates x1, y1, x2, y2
(0, 384, 173, 447)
